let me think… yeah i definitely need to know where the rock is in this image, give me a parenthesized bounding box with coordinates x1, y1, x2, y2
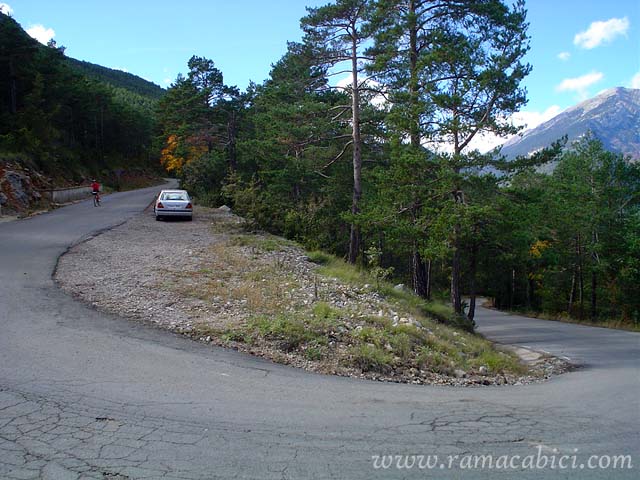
(218, 205, 232, 213)
(393, 284, 406, 291)
(2, 170, 34, 208)
(478, 366, 489, 375)
(454, 369, 467, 379)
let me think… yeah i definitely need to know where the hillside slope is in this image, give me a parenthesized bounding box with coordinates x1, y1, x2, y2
(500, 87, 640, 160)
(0, 12, 164, 214)
(66, 57, 165, 100)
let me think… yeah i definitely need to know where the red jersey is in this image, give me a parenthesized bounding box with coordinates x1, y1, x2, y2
(91, 181, 100, 193)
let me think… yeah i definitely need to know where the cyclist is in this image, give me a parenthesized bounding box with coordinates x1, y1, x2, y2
(91, 179, 101, 206)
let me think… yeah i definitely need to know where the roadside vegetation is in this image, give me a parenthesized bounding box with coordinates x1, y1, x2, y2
(151, 2, 638, 331)
(0, 13, 162, 215)
(173, 215, 534, 385)
(4, 0, 636, 331)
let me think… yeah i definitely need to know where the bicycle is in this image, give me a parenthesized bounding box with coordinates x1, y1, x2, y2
(92, 191, 101, 207)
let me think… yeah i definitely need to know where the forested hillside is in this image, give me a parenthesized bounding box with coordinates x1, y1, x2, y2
(155, 0, 639, 326)
(66, 58, 165, 100)
(0, 12, 160, 184)
(2, 1, 637, 326)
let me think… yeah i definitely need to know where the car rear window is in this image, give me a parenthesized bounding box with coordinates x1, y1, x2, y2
(162, 193, 187, 200)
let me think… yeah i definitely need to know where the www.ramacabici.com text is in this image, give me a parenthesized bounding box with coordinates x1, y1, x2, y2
(372, 446, 633, 472)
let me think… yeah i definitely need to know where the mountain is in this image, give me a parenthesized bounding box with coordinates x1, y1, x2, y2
(1, 12, 162, 197)
(66, 58, 165, 100)
(0, 12, 163, 104)
(499, 87, 640, 160)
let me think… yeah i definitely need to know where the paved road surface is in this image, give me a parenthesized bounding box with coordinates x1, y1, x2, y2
(1, 183, 638, 479)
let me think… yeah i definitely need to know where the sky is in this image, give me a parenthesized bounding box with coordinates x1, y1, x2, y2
(2, 1, 639, 150)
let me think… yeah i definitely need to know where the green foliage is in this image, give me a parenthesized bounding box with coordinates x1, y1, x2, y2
(248, 314, 321, 352)
(347, 344, 394, 373)
(0, 13, 159, 178)
(67, 57, 164, 99)
(483, 136, 640, 324)
(365, 245, 394, 288)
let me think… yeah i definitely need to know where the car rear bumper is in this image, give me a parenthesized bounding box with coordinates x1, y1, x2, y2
(155, 210, 192, 217)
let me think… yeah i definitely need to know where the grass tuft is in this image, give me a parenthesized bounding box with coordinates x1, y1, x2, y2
(347, 344, 394, 373)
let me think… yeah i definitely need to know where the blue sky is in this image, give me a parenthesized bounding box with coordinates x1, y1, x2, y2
(2, 1, 639, 147)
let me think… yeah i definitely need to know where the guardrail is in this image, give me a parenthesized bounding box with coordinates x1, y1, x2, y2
(41, 185, 101, 204)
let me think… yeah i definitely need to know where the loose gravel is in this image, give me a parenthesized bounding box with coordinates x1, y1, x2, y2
(55, 206, 573, 386)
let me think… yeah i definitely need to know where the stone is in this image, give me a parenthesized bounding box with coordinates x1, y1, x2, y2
(4, 170, 36, 207)
(478, 366, 489, 375)
(454, 369, 467, 379)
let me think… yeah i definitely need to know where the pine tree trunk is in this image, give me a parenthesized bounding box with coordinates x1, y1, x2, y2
(227, 112, 238, 172)
(591, 270, 597, 321)
(451, 238, 462, 314)
(412, 247, 428, 298)
(590, 229, 598, 321)
(568, 268, 576, 315)
(467, 241, 478, 323)
(578, 234, 584, 320)
(347, 31, 362, 265)
(9, 57, 17, 114)
(426, 259, 432, 300)
(508, 268, 515, 310)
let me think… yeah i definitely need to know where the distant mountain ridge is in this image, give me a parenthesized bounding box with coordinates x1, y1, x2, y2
(1, 12, 164, 103)
(500, 87, 640, 160)
(67, 58, 165, 100)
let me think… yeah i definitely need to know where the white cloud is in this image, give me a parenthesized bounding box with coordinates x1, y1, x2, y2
(510, 106, 563, 131)
(336, 74, 352, 89)
(0, 3, 13, 15)
(574, 17, 629, 49)
(556, 71, 604, 99)
(557, 51, 571, 61)
(336, 73, 386, 108)
(163, 78, 172, 85)
(631, 72, 640, 89)
(467, 106, 562, 153)
(26, 24, 55, 44)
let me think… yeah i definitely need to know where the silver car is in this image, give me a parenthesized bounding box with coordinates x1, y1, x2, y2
(154, 189, 193, 221)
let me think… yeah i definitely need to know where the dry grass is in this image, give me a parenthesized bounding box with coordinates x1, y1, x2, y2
(163, 222, 529, 381)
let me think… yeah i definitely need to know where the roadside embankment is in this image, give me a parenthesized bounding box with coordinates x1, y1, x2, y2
(54, 206, 572, 386)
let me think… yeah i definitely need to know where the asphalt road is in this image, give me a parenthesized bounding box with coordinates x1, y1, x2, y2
(1, 183, 638, 479)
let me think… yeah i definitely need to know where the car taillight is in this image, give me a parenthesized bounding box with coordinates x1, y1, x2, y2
(157, 202, 164, 208)
(186, 203, 192, 209)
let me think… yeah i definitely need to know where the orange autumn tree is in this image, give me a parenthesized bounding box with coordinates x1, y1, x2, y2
(160, 134, 209, 174)
(160, 134, 184, 173)
(156, 56, 237, 178)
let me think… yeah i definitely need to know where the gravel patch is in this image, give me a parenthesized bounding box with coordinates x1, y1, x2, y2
(55, 206, 573, 386)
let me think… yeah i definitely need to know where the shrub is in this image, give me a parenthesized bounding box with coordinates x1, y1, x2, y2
(348, 344, 394, 373)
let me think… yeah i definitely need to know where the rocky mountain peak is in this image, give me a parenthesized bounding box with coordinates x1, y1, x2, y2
(500, 87, 640, 160)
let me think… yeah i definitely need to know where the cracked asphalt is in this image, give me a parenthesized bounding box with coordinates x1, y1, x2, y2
(1, 182, 638, 479)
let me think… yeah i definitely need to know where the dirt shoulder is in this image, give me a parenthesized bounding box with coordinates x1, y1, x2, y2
(54, 206, 572, 386)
